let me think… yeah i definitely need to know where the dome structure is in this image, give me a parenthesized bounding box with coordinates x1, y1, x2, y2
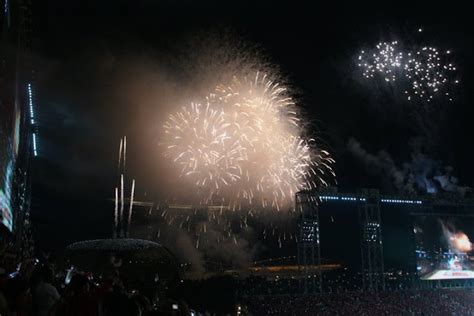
(64, 238, 179, 291)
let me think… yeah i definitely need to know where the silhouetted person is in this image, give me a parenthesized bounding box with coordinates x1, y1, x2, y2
(5, 259, 35, 316)
(56, 274, 98, 316)
(34, 265, 60, 316)
(101, 283, 135, 316)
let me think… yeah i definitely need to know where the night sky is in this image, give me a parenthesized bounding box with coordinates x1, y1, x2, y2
(29, 1, 474, 256)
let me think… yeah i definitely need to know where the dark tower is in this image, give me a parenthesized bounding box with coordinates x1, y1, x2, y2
(359, 189, 385, 291)
(1, 0, 36, 257)
(296, 190, 322, 293)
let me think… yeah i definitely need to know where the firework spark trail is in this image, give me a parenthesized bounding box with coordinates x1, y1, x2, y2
(163, 102, 244, 199)
(123, 136, 127, 170)
(120, 174, 124, 237)
(114, 187, 118, 238)
(127, 179, 136, 237)
(161, 72, 334, 209)
(357, 41, 459, 102)
(118, 138, 123, 170)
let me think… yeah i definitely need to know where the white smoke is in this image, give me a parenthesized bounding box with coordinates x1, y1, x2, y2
(347, 138, 466, 195)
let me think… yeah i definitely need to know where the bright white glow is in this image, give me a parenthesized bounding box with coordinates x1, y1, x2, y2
(29, 83, 38, 156)
(380, 198, 422, 204)
(162, 72, 334, 209)
(320, 195, 422, 204)
(28, 83, 35, 124)
(320, 195, 360, 201)
(32, 133, 37, 156)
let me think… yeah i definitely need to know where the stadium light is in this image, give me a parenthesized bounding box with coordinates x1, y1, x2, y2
(28, 83, 38, 156)
(320, 195, 422, 205)
(28, 83, 34, 125)
(32, 133, 37, 157)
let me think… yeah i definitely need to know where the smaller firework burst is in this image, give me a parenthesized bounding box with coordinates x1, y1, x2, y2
(358, 41, 404, 82)
(357, 40, 459, 102)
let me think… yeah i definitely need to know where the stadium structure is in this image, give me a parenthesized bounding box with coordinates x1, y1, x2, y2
(306, 187, 474, 291)
(117, 184, 474, 292)
(0, 0, 37, 259)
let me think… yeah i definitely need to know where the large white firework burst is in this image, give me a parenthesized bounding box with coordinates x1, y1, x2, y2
(162, 72, 334, 210)
(162, 101, 244, 201)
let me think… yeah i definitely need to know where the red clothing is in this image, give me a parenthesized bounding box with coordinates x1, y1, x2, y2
(56, 292, 98, 316)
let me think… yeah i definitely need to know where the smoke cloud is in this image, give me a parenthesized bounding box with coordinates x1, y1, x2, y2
(347, 137, 466, 195)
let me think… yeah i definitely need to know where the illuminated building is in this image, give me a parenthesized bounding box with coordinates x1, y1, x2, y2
(0, 0, 36, 256)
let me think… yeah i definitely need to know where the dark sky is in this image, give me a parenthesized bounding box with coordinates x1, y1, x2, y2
(29, 1, 474, 252)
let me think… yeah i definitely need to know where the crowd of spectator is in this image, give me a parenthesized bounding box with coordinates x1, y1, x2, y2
(243, 289, 474, 315)
(0, 259, 166, 315)
(240, 271, 366, 296)
(3, 256, 474, 315)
